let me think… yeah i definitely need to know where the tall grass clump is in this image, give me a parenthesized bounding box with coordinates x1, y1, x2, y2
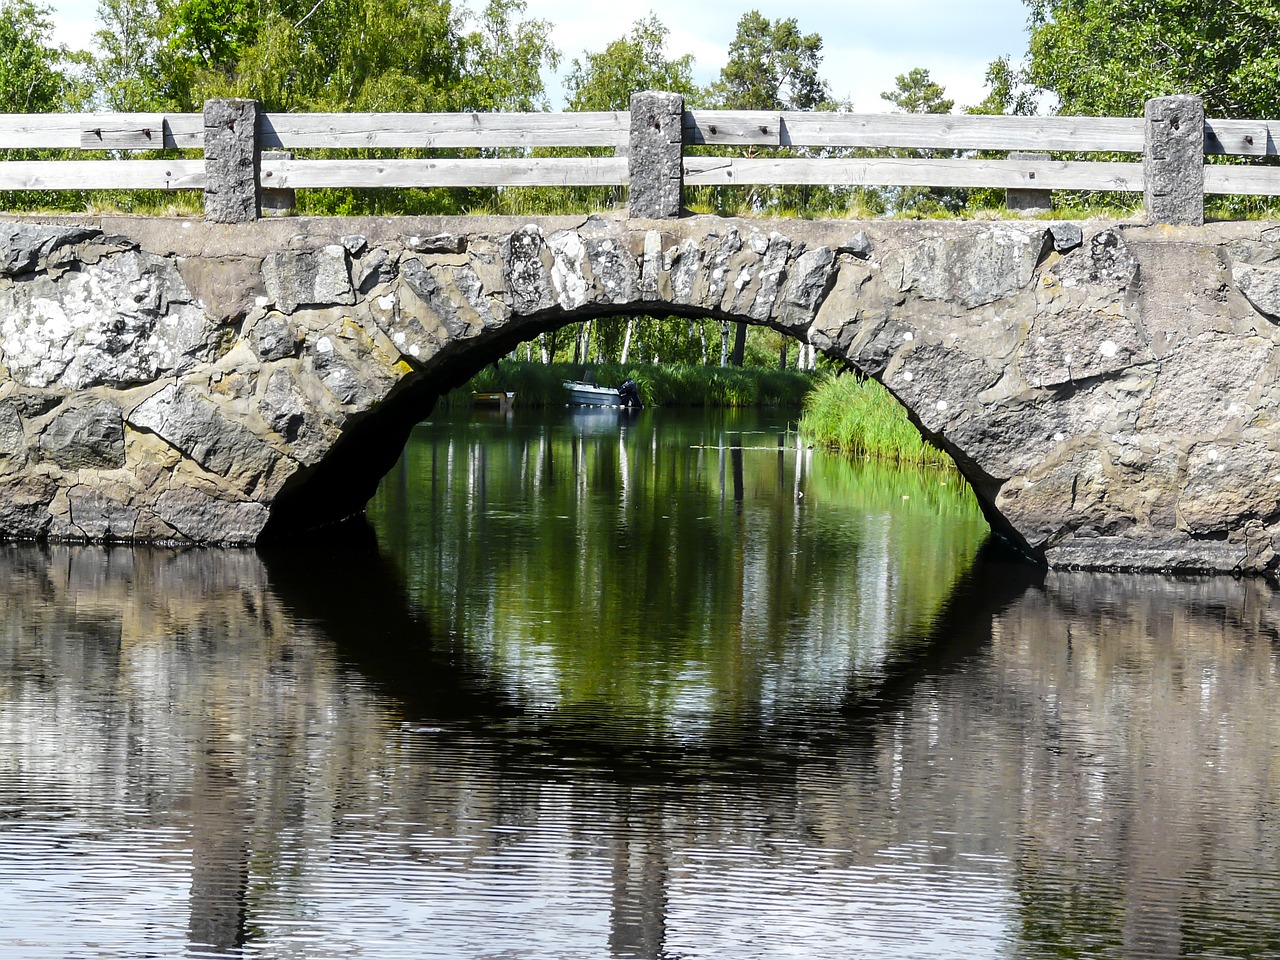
(444, 362, 815, 408)
(799, 373, 955, 468)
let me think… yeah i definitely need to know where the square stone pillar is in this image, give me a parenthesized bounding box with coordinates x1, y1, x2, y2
(629, 91, 684, 219)
(1007, 151, 1051, 215)
(1144, 95, 1205, 226)
(204, 99, 260, 223)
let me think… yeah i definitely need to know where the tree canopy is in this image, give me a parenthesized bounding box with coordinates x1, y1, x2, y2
(1024, 0, 1280, 117)
(881, 68, 953, 116)
(89, 0, 559, 113)
(563, 14, 696, 112)
(0, 0, 74, 112)
(709, 10, 829, 110)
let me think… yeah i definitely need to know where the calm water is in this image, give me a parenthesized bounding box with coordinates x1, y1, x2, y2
(1, 407, 1278, 959)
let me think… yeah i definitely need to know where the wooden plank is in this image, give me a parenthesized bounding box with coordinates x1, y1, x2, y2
(1204, 119, 1277, 157)
(258, 112, 628, 149)
(2, 113, 202, 150)
(0, 114, 92, 149)
(79, 114, 203, 150)
(0, 160, 205, 190)
(1204, 164, 1280, 195)
(262, 156, 628, 188)
(684, 156, 1146, 191)
(776, 113, 1146, 152)
(683, 111, 781, 145)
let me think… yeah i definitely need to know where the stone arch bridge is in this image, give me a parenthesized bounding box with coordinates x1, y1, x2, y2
(1, 213, 1279, 575)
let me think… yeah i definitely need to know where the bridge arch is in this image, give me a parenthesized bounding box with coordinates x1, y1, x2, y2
(0, 214, 1277, 575)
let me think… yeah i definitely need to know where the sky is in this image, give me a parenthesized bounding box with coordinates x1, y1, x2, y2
(45, 0, 1033, 113)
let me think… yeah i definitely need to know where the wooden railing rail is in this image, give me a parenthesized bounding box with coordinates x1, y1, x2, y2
(0, 93, 1273, 224)
(682, 111, 1278, 155)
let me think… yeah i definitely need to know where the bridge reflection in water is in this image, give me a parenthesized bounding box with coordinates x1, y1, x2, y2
(0, 409, 1276, 958)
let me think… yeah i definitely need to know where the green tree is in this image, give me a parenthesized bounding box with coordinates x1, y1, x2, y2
(563, 14, 696, 111)
(962, 57, 1039, 213)
(201, 0, 468, 111)
(970, 55, 1037, 117)
(0, 1, 94, 211)
(0, 0, 70, 111)
(178, 0, 557, 213)
(1022, 0, 1280, 216)
(880, 67, 953, 116)
(93, 0, 165, 109)
(1024, 0, 1280, 117)
(458, 0, 559, 112)
(709, 10, 829, 111)
(879, 67, 965, 214)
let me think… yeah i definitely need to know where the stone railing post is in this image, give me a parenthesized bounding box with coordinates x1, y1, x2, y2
(260, 150, 296, 216)
(1007, 151, 1051, 215)
(629, 91, 684, 219)
(204, 99, 260, 223)
(1143, 94, 1205, 226)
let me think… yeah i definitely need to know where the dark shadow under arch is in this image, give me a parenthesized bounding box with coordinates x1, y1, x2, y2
(260, 302, 984, 551)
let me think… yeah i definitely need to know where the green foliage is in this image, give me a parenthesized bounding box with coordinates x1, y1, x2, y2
(0, 1, 99, 212)
(879, 67, 967, 216)
(709, 10, 829, 111)
(0, 0, 70, 112)
(1020, 0, 1280, 218)
(697, 12, 850, 270)
(457, 0, 560, 112)
(93, 0, 166, 109)
(881, 67, 954, 116)
(1025, 0, 1280, 118)
(446, 361, 816, 409)
(799, 372, 956, 468)
(970, 55, 1037, 118)
(563, 14, 696, 111)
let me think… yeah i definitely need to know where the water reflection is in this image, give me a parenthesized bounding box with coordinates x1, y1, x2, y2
(0, 410, 1276, 958)
(369, 409, 990, 730)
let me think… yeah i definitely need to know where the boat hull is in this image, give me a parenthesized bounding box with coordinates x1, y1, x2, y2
(563, 381, 624, 406)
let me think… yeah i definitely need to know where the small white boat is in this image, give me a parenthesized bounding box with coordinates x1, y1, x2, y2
(563, 379, 642, 407)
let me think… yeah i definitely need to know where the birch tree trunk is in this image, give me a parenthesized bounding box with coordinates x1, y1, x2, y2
(621, 318, 634, 364)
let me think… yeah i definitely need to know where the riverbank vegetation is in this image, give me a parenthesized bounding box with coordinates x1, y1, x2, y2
(798, 373, 956, 468)
(447, 361, 815, 408)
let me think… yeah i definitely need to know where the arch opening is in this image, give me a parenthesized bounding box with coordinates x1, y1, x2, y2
(261, 304, 989, 554)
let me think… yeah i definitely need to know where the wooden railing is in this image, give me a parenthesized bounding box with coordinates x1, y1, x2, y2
(1, 93, 1275, 224)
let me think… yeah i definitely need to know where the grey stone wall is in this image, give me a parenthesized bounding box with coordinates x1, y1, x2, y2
(0, 213, 1278, 576)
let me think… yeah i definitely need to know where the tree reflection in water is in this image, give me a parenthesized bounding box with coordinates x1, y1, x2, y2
(0, 408, 1275, 958)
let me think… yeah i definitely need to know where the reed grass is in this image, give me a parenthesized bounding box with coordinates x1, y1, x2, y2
(798, 372, 956, 468)
(446, 361, 815, 408)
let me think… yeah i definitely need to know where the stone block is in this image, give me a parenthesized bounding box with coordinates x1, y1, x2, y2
(628, 91, 684, 219)
(260, 150, 295, 217)
(1144, 95, 1205, 226)
(204, 99, 260, 224)
(1007, 152, 1052, 215)
(37, 400, 126, 470)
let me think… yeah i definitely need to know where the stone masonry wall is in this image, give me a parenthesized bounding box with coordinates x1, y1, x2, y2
(0, 214, 1278, 576)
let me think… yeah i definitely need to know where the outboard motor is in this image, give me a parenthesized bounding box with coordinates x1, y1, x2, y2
(618, 378, 642, 408)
